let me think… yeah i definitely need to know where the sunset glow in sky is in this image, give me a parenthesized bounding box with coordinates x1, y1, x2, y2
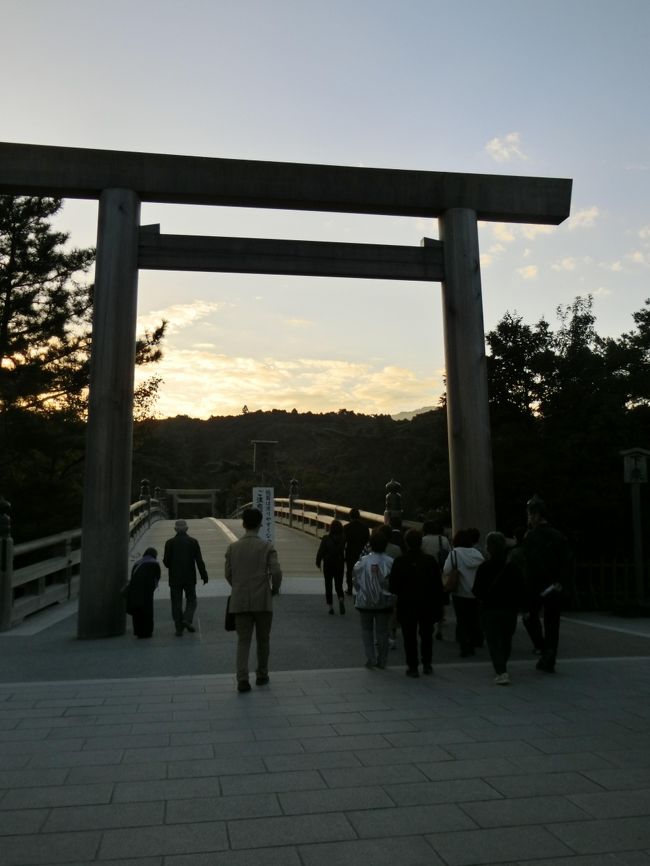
(3, 0, 649, 418)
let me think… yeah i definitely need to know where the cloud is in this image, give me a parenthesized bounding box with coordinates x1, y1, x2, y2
(137, 301, 224, 336)
(485, 132, 528, 162)
(592, 287, 612, 297)
(493, 224, 516, 243)
(569, 207, 599, 230)
(135, 351, 444, 419)
(599, 260, 623, 272)
(639, 225, 650, 240)
(629, 250, 649, 266)
(520, 225, 554, 240)
(285, 318, 313, 328)
(552, 257, 577, 271)
(516, 265, 538, 280)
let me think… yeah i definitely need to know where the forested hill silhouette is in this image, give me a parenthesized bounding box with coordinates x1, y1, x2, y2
(132, 407, 450, 523)
(131, 386, 648, 558)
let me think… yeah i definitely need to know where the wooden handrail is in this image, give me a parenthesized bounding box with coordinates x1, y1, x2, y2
(0, 499, 166, 630)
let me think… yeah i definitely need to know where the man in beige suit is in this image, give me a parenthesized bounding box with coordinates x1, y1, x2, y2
(225, 507, 283, 692)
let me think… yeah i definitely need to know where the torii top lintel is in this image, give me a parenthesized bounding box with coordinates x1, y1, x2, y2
(0, 142, 572, 225)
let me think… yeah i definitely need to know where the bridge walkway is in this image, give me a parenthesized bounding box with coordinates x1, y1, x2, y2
(131, 517, 323, 596)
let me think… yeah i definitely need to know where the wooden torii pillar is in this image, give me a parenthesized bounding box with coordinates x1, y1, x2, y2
(0, 142, 572, 637)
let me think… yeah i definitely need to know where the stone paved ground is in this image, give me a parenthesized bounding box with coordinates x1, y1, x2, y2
(2, 519, 650, 865)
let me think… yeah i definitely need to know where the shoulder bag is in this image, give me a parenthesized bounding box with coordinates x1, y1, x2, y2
(444, 550, 461, 594)
(224, 596, 236, 631)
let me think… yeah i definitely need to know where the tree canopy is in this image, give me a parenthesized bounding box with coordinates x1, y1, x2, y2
(0, 195, 166, 539)
(486, 294, 650, 542)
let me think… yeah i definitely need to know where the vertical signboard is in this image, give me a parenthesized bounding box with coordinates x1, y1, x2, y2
(253, 487, 275, 543)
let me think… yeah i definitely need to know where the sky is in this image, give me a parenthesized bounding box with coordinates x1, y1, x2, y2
(3, 0, 650, 419)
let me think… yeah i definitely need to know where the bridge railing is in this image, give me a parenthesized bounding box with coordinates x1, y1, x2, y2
(0, 499, 165, 631)
(235, 498, 420, 537)
(274, 498, 385, 535)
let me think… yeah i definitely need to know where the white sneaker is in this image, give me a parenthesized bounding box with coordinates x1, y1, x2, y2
(494, 672, 511, 685)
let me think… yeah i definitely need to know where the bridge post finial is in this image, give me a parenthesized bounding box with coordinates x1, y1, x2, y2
(384, 479, 403, 527)
(288, 479, 299, 528)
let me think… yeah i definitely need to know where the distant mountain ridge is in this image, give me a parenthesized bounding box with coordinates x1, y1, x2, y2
(391, 406, 436, 421)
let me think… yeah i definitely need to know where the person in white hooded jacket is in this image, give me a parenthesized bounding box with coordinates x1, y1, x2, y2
(443, 529, 485, 657)
(353, 527, 394, 669)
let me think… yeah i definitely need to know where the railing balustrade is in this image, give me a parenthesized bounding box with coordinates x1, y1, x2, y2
(272, 498, 419, 536)
(0, 499, 165, 631)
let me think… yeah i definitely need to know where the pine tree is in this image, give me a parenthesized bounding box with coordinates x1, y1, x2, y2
(0, 196, 96, 413)
(0, 195, 166, 540)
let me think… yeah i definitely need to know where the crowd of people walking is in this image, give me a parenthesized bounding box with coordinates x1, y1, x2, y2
(123, 495, 569, 691)
(338, 496, 570, 685)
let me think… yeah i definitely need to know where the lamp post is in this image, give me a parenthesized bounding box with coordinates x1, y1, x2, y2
(621, 448, 649, 604)
(140, 478, 151, 529)
(289, 478, 299, 528)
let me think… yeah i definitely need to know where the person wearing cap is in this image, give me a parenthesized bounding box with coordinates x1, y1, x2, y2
(163, 519, 209, 636)
(523, 496, 570, 673)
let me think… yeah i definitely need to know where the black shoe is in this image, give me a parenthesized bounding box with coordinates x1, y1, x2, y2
(237, 681, 251, 693)
(422, 665, 433, 675)
(406, 668, 419, 678)
(183, 621, 196, 633)
(328, 607, 334, 615)
(536, 658, 556, 673)
(256, 676, 269, 686)
(339, 600, 346, 615)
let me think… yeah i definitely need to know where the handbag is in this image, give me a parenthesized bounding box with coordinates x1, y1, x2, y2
(224, 596, 236, 632)
(444, 550, 461, 594)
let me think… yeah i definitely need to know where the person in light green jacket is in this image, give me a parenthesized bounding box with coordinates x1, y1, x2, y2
(225, 507, 282, 692)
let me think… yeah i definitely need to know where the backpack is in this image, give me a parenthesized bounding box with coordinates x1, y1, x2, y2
(356, 558, 393, 609)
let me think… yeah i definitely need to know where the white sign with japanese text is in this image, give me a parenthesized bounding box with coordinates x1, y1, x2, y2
(253, 487, 275, 543)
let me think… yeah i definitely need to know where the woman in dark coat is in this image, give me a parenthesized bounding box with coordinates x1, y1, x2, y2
(389, 529, 445, 677)
(316, 519, 346, 615)
(472, 532, 524, 685)
(126, 547, 161, 638)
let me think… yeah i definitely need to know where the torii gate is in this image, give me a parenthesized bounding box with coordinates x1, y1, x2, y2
(0, 142, 572, 638)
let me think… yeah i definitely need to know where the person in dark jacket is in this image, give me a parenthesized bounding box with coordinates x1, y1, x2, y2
(472, 532, 524, 685)
(343, 508, 370, 595)
(126, 547, 160, 639)
(389, 529, 445, 677)
(522, 496, 570, 673)
(316, 519, 346, 615)
(163, 519, 209, 636)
